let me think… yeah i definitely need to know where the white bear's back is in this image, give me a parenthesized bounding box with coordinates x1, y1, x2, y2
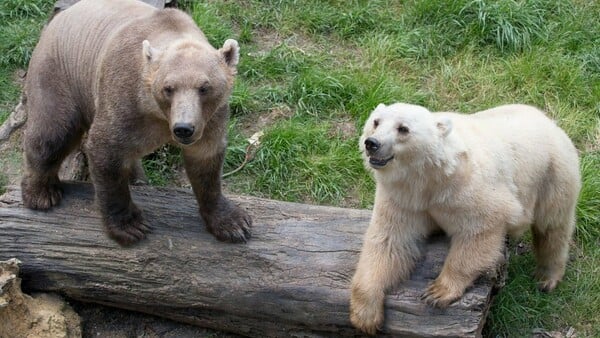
(440, 104, 580, 229)
(458, 104, 577, 166)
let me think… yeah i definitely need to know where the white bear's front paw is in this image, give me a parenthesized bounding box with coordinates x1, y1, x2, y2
(535, 267, 561, 292)
(422, 277, 463, 308)
(350, 287, 384, 335)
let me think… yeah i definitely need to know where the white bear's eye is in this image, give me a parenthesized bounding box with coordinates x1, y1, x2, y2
(163, 86, 174, 97)
(373, 119, 379, 128)
(397, 125, 409, 134)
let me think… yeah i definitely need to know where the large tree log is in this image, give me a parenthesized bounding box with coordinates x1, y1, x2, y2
(0, 182, 500, 337)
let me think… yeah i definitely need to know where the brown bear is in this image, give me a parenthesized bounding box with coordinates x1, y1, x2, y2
(21, 0, 251, 246)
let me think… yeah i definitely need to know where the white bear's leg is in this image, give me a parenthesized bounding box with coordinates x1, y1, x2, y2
(532, 221, 574, 291)
(532, 160, 579, 291)
(350, 205, 430, 335)
(532, 199, 577, 291)
(423, 228, 505, 307)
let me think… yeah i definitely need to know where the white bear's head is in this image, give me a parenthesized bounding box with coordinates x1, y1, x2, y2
(359, 102, 453, 171)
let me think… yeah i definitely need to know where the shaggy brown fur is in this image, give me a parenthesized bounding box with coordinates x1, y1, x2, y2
(21, 0, 251, 245)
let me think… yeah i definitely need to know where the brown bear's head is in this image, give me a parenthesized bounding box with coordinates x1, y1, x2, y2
(142, 38, 239, 145)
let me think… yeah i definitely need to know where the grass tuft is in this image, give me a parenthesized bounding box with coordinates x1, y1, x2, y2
(142, 145, 182, 186)
(459, 0, 548, 53)
(576, 152, 600, 243)
(0, 173, 6, 195)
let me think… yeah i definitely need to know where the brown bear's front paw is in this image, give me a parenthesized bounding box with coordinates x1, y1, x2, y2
(203, 199, 252, 243)
(422, 278, 463, 308)
(21, 180, 62, 210)
(104, 206, 151, 246)
(350, 288, 384, 335)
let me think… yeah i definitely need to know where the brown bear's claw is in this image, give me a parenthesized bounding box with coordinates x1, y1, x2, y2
(203, 200, 252, 243)
(104, 207, 152, 246)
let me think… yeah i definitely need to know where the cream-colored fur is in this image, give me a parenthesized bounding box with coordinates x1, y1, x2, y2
(350, 103, 581, 334)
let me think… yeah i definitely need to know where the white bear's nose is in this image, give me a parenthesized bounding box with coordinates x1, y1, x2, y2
(365, 137, 381, 153)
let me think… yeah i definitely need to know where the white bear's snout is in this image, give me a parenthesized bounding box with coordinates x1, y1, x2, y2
(364, 137, 381, 155)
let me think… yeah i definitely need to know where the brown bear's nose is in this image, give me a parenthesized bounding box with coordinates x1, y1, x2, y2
(364, 137, 380, 153)
(173, 123, 195, 139)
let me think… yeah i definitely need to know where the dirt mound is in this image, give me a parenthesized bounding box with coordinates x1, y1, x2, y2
(0, 258, 81, 338)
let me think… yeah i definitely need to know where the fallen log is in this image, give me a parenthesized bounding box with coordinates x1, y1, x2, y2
(0, 182, 500, 337)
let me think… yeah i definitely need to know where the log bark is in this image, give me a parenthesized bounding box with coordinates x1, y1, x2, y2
(0, 182, 500, 337)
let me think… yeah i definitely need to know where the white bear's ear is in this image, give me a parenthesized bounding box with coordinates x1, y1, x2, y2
(436, 117, 453, 137)
(220, 39, 240, 68)
(375, 103, 386, 110)
(142, 40, 160, 62)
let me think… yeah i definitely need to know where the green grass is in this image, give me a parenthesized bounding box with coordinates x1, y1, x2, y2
(0, 0, 598, 336)
(142, 145, 182, 186)
(224, 116, 370, 206)
(0, 173, 6, 195)
(0, 0, 50, 125)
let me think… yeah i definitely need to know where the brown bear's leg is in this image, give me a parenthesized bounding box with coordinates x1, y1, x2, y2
(21, 85, 83, 210)
(128, 159, 148, 185)
(86, 136, 150, 246)
(423, 228, 505, 307)
(183, 148, 252, 243)
(22, 151, 64, 211)
(350, 208, 430, 335)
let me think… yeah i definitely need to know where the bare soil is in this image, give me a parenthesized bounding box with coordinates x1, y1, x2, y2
(0, 259, 81, 338)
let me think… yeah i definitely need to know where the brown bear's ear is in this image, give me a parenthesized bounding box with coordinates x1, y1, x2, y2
(142, 40, 160, 62)
(436, 117, 453, 137)
(220, 39, 240, 68)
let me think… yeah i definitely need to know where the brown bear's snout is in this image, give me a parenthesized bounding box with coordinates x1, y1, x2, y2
(364, 137, 381, 154)
(173, 123, 195, 142)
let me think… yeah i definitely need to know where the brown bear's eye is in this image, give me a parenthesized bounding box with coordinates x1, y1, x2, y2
(163, 86, 174, 97)
(198, 85, 210, 95)
(373, 119, 379, 128)
(397, 125, 409, 134)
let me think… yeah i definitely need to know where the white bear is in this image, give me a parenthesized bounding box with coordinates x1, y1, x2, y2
(350, 103, 581, 334)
